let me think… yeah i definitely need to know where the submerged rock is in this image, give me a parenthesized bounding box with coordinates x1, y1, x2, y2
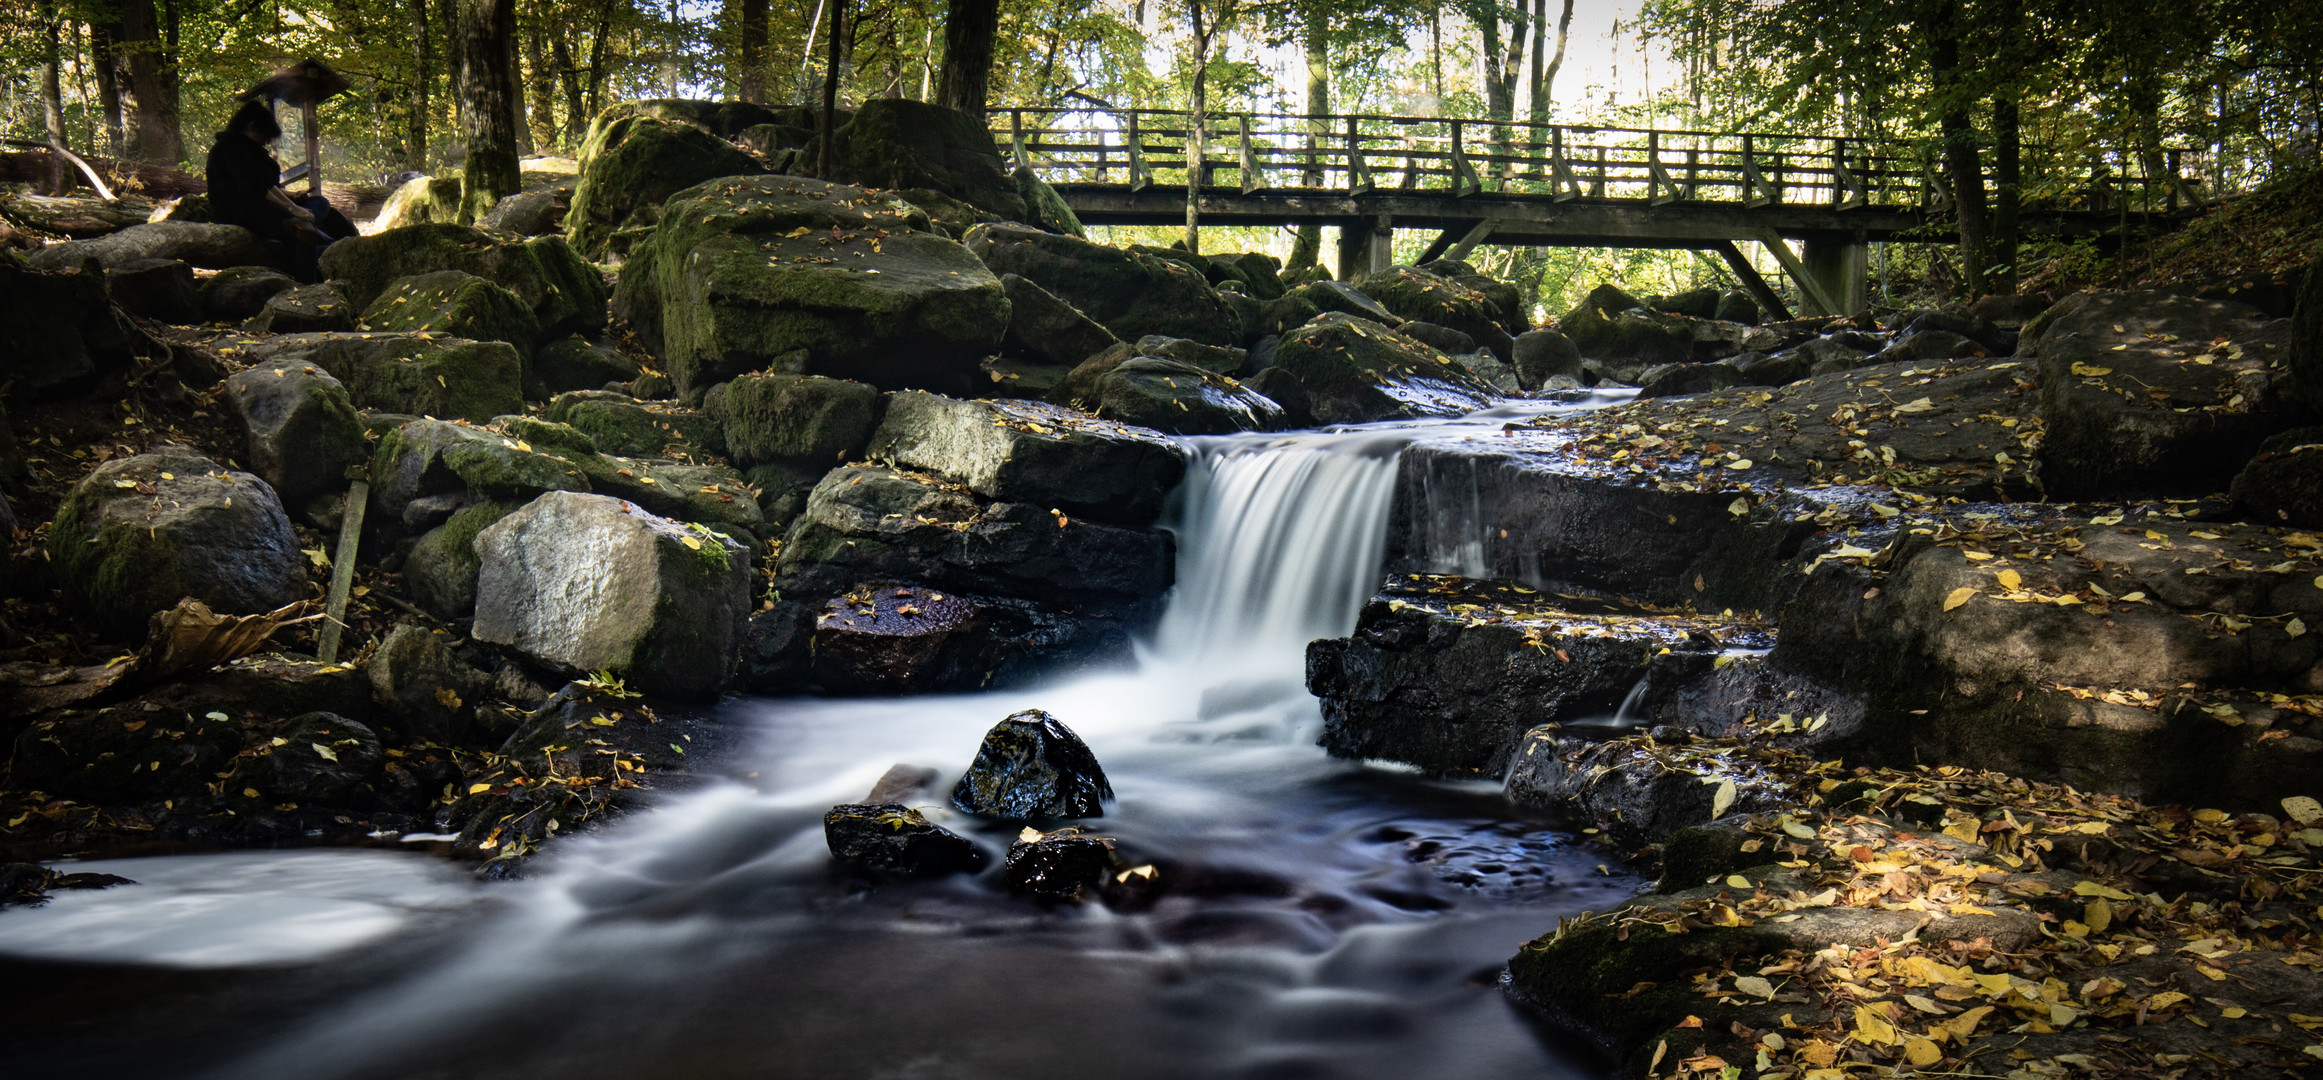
(951, 709, 1113, 820)
(823, 803, 987, 877)
(1002, 830, 1113, 902)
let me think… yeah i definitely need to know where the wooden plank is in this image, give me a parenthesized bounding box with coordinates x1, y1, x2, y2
(1549, 128, 1581, 201)
(1711, 240, 1792, 322)
(1749, 228, 1841, 317)
(1415, 225, 1467, 265)
(315, 480, 368, 665)
(1443, 217, 1499, 262)
(1127, 115, 1152, 192)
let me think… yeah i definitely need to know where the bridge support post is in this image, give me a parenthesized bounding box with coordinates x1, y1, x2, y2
(1336, 214, 1394, 282)
(1801, 236, 1869, 316)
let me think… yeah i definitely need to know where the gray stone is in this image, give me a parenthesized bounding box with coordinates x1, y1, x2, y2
(532, 336, 641, 395)
(472, 491, 753, 699)
(26, 221, 289, 272)
(221, 358, 369, 500)
(319, 223, 606, 340)
(46, 451, 307, 640)
(999, 273, 1119, 368)
(199, 266, 296, 323)
(247, 282, 356, 334)
(1258, 313, 1498, 425)
(715, 372, 880, 468)
(1090, 356, 1287, 435)
(866, 392, 1187, 525)
(358, 270, 543, 368)
(967, 223, 1240, 347)
(234, 331, 524, 422)
(368, 623, 493, 744)
(404, 501, 521, 620)
(1511, 329, 1584, 390)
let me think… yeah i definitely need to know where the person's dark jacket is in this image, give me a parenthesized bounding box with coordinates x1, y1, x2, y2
(205, 133, 283, 231)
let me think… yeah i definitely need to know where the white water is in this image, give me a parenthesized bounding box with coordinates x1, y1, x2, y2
(6, 400, 1635, 1080)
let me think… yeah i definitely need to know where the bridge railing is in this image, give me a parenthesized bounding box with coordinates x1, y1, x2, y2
(989, 106, 2203, 217)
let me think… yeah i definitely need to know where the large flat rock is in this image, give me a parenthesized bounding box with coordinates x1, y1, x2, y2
(865, 392, 1186, 525)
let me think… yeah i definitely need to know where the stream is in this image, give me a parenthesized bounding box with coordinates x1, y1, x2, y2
(1, 395, 1644, 1080)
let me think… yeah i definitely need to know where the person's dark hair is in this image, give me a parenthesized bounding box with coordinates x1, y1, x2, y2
(223, 100, 282, 141)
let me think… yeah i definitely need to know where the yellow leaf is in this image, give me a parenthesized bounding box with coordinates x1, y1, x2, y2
(1943, 817, 1981, 844)
(1725, 874, 1753, 890)
(2193, 808, 2230, 824)
(1996, 569, 2022, 590)
(1851, 1005, 1899, 1045)
(1943, 587, 1978, 612)
(1903, 1037, 1943, 1066)
(2294, 619, 2311, 638)
(468, 782, 492, 794)
(2086, 897, 2113, 934)
(2281, 796, 2323, 825)
(1728, 497, 1750, 516)
(242, 787, 260, 798)
(681, 535, 704, 550)
(1941, 1005, 1995, 1039)
(2072, 880, 2134, 900)
(1711, 779, 1737, 819)
(2071, 362, 2113, 376)
(1904, 994, 1945, 1014)
(311, 743, 338, 763)
(1893, 397, 1936, 414)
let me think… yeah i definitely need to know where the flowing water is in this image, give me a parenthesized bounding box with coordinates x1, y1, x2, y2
(2, 397, 1641, 1080)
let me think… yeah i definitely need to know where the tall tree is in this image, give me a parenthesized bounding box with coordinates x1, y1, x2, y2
(1527, 0, 1572, 154)
(1181, 0, 1242, 254)
(937, 0, 1000, 115)
(455, 0, 523, 221)
(406, 0, 432, 170)
(1287, 5, 1328, 270)
(735, 0, 770, 102)
(39, 2, 67, 191)
(1928, 0, 1991, 295)
(117, 0, 181, 165)
(89, 8, 124, 156)
(817, 0, 844, 178)
(1472, 0, 1531, 182)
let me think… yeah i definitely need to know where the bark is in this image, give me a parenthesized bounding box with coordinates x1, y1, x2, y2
(521, 11, 552, 152)
(39, 5, 67, 193)
(937, 0, 999, 116)
(90, 13, 124, 156)
(1528, 0, 1572, 155)
(1184, 0, 1220, 254)
(1288, 7, 1326, 270)
(817, 0, 842, 179)
(407, 0, 431, 169)
(1478, 0, 1529, 182)
(455, 0, 523, 222)
(737, 0, 769, 102)
(585, 0, 612, 122)
(118, 0, 182, 166)
(553, 30, 585, 146)
(1992, 94, 2020, 294)
(1929, 0, 1988, 297)
(798, 0, 826, 100)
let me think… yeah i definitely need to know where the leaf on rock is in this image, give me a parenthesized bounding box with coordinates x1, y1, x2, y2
(1943, 587, 1978, 612)
(2282, 796, 2323, 825)
(1734, 975, 1776, 999)
(1711, 779, 1737, 819)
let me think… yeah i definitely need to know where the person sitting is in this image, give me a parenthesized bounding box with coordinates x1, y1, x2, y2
(206, 100, 356, 283)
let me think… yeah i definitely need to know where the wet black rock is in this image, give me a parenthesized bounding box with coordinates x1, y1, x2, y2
(230, 712, 386, 804)
(1, 863, 134, 907)
(951, 708, 1113, 820)
(823, 803, 987, 877)
(1511, 329, 1584, 390)
(2231, 425, 2323, 527)
(1003, 830, 1114, 901)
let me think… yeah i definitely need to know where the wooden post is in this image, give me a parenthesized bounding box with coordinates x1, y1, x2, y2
(1683, 145, 1699, 200)
(1448, 120, 1479, 196)
(1443, 217, 1497, 262)
(1010, 108, 1028, 170)
(1239, 113, 1259, 193)
(1592, 145, 1606, 197)
(1742, 134, 1773, 207)
(1752, 228, 1843, 317)
(315, 480, 368, 665)
(303, 99, 322, 195)
(1366, 212, 1394, 280)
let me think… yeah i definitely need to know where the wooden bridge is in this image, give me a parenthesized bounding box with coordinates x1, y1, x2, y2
(988, 106, 2208, 317)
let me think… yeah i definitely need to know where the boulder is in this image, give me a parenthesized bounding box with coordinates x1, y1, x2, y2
(25, 221, 289, 272)
(105, 258, 202, 324)
(1013, 165, 1085, 238)
(2293, 256, 2323, 410)
(221, 357, 369, 500)
(824, 803, 986, 877)
(0, 255, 139, 392)
(999, 273, 1119, 368)
(1132, 335, 1247, 376)
(532, 336, 642, 394)
(865, 391, 1187, 524)
(584, 456, 767, 540)
(367, 623, 493, 744)
(471, 491, 752, 699)
(46, 451, 307, 639)
(2031, 291, 2286, 498)
(1259, 313, 1499, 425)
(2230, 426, 2323, 527)
(1871, 328, 1985, 365)
(1511, 329, 1584, 390)
(966, 223, 1240, 347)
(199, 266, 296, 323)
(479, 188, 566, 237)
(1089, 356, 1287, 435)
(712, 372, 879, 468)
(804, 584, 1001, 694)
(614, 175, 1006, 398)
(1458, 349, 1524, 394)
(319, 224, 606, 340)
(1360, 266, 1516, 358)
(1003, 831, 1113, 901)
(1289, 279, 1400, 327)
(231, 712, 384, 805)
(1637, 361, 1747, 398)
(1558, 286, 1691, 372)
(1714, 291, 1761, 325)
(1971, 291, 2055, 330)
(1218, 251, 1285, 301)
(372, 175, 465, 232)
(367, 417, 595, 525)
(1394, 320, 1476, 358)
(403, 501, 521, 620)
(358, 270, 544, 369)
(1417, 259, 1525, 334)
(777, 464, 1175, 608)
(236, 332, 524, 422)
(564, 111, 767, 257)
(247, 282, 356, 334)
(1729, 349, 1812, 387)
(543, 391, 723, 459)
(950, 708, 1112, 820)
(809, 98, 1028, 222)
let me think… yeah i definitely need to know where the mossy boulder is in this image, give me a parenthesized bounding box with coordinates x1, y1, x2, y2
(372, 175, 465, 231)
(104, 257, 202, 324)
(237, 332, 524, 423)
(564, 111, 767, 258)
(710, 372, 879, 469)
(221, 357, 369, 501)
(967, 223, 1239, 347)
(1362, 266, 1515, 358)
(1013, 165, 1084, 238)
(368, 417, 595, 526)
(544, 390, 725, 459)
(1258, 313, 1500, 425)
(1088, 356, 1286, 435)
(318, 223, 606, 340)
(807, 98, 1027, 222)
(614, 174, 1007, 399)
(198, 265, 296, 323)
(405, 500, 522, 620)
(47, 451, 308, 640)
(579, 456, 767, 540)
(358, 270, 544, 372)
(533, 336, 643, 394)
(866, 391, 1187, 525)
(999, 273, 1119, 369)
(472, 491, 752, 699)
(247, 282, 356, 334)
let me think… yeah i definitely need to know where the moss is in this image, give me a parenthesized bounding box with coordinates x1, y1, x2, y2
(496, 416, 598, 457)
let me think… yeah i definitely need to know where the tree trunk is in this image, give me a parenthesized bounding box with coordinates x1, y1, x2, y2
(118, 0, 182, 166)
(455, 0, 523, 222)
(1929, 0, 1988, 297)
(1529, 0, 1572, 155)
(737, 0, 768, 102)
(553, 30, 585, 146)
(1992, 93, 2020, 294)
(937, 0, 999, 116)
(1479, 0, 1529, 184)
(407, 0, 431, 169)
(90, 13, 124, 156)
(584, 0, 612, 124)
(521, 12, 553, 152)
(798, 0, 826, 100)
(1184, 0, 1213, 254)
(39, 4, 67, 193)
(510, 13, 536, 157)
(1288, 7, 1326, 270)
(817, 0, 842, 179)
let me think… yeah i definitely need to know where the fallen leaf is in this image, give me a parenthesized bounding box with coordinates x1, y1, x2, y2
(1943, 587, 1978, 611)
(1996, 569, 2022, 590)
(1711, 779, 1737, 818)
(1734, 975, 1776, 999)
